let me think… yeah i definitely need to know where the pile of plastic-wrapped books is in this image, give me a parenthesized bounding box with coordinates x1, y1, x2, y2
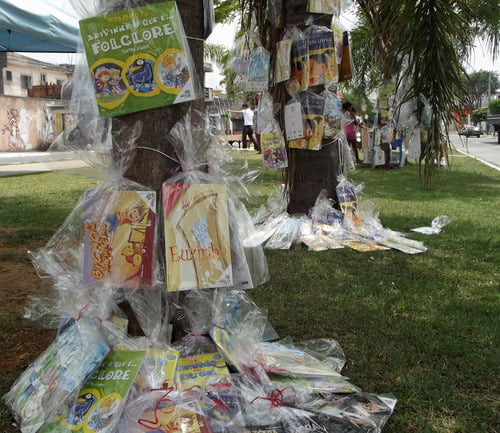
(4, 111, 401, 433)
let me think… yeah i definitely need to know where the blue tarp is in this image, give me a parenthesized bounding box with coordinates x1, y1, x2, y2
(0, 0, 79, 52)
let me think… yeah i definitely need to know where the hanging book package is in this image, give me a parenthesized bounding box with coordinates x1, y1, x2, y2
(338, 31, 353, 82)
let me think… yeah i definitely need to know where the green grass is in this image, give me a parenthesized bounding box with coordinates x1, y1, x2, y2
(0, 153, 499, 433)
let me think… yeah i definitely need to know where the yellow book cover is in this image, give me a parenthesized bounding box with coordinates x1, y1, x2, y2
(83, 190, 156, 289)
(134, 348, 180, 393)
(162, 183, 232, 291)
(288, 94, 325, 151)
(177, 352, 230, 391)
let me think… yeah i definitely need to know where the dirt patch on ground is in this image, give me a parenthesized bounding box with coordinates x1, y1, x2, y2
(0, 245, 55, 373)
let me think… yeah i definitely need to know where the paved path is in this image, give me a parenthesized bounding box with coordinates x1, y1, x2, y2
(0, 151, 89, 177)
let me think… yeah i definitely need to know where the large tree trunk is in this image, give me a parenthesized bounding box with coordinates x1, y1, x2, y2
(119, 0, 206, 192)
(283, 0, 341, 214)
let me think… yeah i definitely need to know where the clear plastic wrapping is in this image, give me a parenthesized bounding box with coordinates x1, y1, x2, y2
(30, 177, 159, 291)
(411, 215, 451, 235)
(4, 317, 109, 433)
(77, 1, 201, 118)
(162, 109, 269, 292)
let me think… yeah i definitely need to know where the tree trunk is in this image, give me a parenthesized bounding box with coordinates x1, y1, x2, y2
(118, 0, 206, 192)
(284, 0, 341, 214)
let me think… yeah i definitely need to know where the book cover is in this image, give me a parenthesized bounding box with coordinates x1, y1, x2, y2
(243, 47, 270, 92)
(332, 23, 344, 64)
(288, 94, 325, 150)
(135, 396, 211, 433)
(284, 100, 304, 141)
(178, 353, 240, 432)
(256, 342, 343, 378)
(289, 38, 309, 92)
(133, 348, 180, 394)
(79, 2, 196, 117)
(42, 350, 145, 433)
(308, 0, 340, 14)
(261, 123, 288, 169)
(83, 190, 156, 289)
(274, 39, 292, 84)
(307, 30, 337, 87)
(5, 319, 109, 433)
(162, 183, 232, 291)
(177, 352, 230, 392)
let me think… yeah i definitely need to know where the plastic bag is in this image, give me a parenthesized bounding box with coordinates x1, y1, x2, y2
(255, 338, 345, 379)
(4, 317, 109, 433)
(265, 217, 302, 250)
(322, 87, 343, 138)
(284, 26, 310, 96)
(304, 25, 338, 88)
(31, 177, 158, 291)
(411, 216, 451, 235)
(210, 291, 272, 386)
(275, 38, 293, 84)
(243, 46, 271, 92)
(77, 1, 200, 118)
(227, 33, 253, 76)
(162, 109, 268, 292)
(308, 189, 344, 226)
(288, 92, 325, 151)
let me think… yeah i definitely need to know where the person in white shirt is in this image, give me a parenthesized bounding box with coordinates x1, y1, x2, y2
(229, 103, 259, 152)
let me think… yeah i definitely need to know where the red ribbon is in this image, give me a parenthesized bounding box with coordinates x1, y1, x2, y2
(137, 385, 176, 430)
(250, 388, 285, 408)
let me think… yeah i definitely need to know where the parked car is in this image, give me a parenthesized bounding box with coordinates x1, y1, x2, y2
(458, 125, 481, 137)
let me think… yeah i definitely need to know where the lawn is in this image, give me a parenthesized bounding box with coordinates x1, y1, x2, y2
(0, 151, 498, 433)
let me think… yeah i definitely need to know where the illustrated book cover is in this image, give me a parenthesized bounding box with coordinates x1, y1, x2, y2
(83, 189, 156, 289)
(162, 183, 232, 291)
(289, 38, 310, 92)
(5, 319, 109, 433)
(274, 39, 292, 84)
(41, 350, 145, 433)
(178, 352, 240, 432)
(306, 29, 337, 87)
(79, 2, 197, 117)
(288, 94, 325, 150)
(177, 352, 231, 392)
(261, 122, 288, 169)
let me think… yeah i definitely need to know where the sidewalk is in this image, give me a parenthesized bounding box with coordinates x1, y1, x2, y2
(0, 151, 89, 177)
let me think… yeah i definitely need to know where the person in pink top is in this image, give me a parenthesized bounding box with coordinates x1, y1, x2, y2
(342, 101, 361, 164)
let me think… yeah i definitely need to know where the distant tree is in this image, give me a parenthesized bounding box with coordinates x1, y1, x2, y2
(214, 0, 242, 23)
(204, 43, 227, 67)
(490, 99, 500, 115)
(464, 70, 500, 111)
(472, 108, 488, 123)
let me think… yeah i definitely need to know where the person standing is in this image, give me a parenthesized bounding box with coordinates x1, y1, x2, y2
(342, 101, 361, 163)
(229, 103, 259, 151)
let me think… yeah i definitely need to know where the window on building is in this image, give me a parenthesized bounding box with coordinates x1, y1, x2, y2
(5, 70, 12, 81)
(40, 73, 47, 85)
(21, 75, 32, 89)
(56, 79, 63, 86)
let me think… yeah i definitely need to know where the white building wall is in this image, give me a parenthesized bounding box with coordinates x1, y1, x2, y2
(1, 53, 71, 97)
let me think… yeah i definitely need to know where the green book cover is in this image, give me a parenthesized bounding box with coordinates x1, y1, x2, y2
(79, 2, 197, 117)
(42, 350, 145, 433)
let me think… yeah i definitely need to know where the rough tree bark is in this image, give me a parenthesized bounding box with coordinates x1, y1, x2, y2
(118, 0, 207, 192)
